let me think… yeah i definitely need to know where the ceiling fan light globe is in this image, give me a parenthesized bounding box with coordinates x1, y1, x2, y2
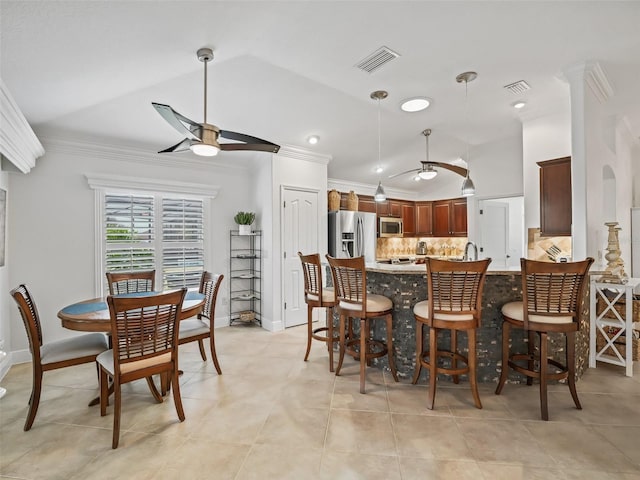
(418, 170, 438, 180)
(190, 143, 220, 156)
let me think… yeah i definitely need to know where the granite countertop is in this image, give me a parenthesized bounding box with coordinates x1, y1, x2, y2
(366, 261, 522, 274)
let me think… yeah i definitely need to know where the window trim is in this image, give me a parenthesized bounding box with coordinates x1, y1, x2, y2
(87, 173, 217, 296)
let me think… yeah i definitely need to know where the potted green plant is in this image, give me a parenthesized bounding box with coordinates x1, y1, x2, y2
(234, 211, 255, 235)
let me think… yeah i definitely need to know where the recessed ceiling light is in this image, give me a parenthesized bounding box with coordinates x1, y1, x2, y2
(414, 175, 421, 182)
(375, 166, 384, 174)
(512, 101, 526, 109)
(400, 97, 431, 113)
(307, 135, 319, 145)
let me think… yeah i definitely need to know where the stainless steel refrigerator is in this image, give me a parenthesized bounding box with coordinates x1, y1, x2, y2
(328, 211, 377, 263)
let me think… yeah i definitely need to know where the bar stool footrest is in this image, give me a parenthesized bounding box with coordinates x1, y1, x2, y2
(311, 326, 340, 343)
(419, 350, 470, 376)
(508, 354, 569, 381)
(345, 338, 388, 361)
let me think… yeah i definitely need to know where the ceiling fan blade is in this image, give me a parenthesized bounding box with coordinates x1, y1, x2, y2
(425, 161, 468, 177)
(220, 129, 280, 153)
(152, 103, 202, 141)
(220, 143, 281, 153)
(388, 168, 421, 179)
(158, 138, 194, 153)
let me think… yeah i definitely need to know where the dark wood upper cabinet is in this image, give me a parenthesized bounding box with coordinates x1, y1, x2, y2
(330, 191, 466, 238)
(357, 194, 377, 214)
(451, 198, 468, 236)
(415, 202, 433, 236)
(538, 157, 572, 236)
(432, 198, 468, 237)
(401, 203, 415, 237)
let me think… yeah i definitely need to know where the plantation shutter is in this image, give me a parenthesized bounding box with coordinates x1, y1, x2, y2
(161, 197, 204, 289)
(104, 194, 155, 272)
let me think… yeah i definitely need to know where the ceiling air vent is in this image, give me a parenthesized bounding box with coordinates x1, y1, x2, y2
(503, 80, 531, 95)
(355, 46, 400, 74)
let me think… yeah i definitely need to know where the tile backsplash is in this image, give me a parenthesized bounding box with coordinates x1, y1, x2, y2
(377, 237, 468, 259)
(527, 228, 572, 262)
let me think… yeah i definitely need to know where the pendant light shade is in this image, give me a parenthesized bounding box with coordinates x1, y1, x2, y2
(456, 71, 477, 197)
(374, 181, 387, 202)
(461, 175, 475, 197)
(371, 90, 388, 202)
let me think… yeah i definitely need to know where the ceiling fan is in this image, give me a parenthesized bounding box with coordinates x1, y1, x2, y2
(388, 129, 468, 181)
(152, 48, 280, 156)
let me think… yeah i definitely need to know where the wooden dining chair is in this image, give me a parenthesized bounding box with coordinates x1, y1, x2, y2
(97, 288, 187, 448)
(105, 270, 155, 295)
(326, 255, 398, 394)
(495, 257, 593, 420)
(411, 258, 491, 410)
(10, 284, 109, 431)
(178, 272, 224, 374)
(298, 252, 339, 371)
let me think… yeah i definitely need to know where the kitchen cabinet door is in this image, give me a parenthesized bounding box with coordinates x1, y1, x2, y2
(432, 198, 467, 236)
(415, 202, 433, 236)
(389, 201, 402, 217)
(432, 201, 451, 236)
(376, 200, 390, 217)
(538, 157, 571, 236)
(358, 195, 377, 213)
(451, 199, 468, 236)
(402, 204, 415, 236)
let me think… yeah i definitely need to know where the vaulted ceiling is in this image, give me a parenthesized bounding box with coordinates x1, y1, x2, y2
(2, 1, 639, 194)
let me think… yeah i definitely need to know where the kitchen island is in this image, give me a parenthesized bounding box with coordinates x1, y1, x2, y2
(331, 262, 590, 383)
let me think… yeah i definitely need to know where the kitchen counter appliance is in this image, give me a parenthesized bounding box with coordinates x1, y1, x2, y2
(379, 216, 403, 238)
(416, 241, 427, 255)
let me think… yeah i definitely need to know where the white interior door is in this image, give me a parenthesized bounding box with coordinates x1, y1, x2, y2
(479, 201, 509, 269)
(282, 188, 319, 328)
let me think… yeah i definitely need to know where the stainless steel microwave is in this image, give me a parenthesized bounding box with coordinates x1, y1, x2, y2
(379, 217, 403, 237)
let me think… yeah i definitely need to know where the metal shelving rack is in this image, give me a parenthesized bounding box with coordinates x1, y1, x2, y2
(229, 230, 262, 325)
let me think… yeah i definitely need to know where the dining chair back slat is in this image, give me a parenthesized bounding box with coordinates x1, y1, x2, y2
(106, 270, 155, 295)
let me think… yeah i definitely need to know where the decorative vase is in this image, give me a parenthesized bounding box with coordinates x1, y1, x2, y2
(328, 189, 341, 211)
(238, 224, 252, 235)
(600, 221, 627, 283)
(346, 191, 358, 211)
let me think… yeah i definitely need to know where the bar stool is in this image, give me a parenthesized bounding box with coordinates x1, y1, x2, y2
(298, 252, 340, 371)
(411, 258, 491, 410)
(326, 255, 398, 393)
(495, 257, 593, 420)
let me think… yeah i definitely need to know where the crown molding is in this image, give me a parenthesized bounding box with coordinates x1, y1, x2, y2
(40, 136, 254, 173)
(0, 79, 45, 173)
(85, 172, 219, 198)
(276, 144, 332, 164)
(328, 178, 417, 201)
(560, 61, 614, 104)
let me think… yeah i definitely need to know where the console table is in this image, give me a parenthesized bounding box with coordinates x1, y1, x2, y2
(589, 277, 640, 377)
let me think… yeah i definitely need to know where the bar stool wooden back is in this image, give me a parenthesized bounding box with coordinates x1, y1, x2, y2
(495, 257, 593, 420)
(298, 252, 339, 371)
(326, 255, 398, 393)
(411, 258, 491, 410)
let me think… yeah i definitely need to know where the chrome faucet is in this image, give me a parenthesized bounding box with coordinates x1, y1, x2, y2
(463, 241, 478, 261)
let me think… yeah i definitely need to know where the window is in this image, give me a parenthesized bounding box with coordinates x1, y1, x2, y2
(104, 193, 204, 290)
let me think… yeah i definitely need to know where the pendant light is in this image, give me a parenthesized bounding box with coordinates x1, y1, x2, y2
(371, 90, 388, 202)
(456, 71, 477, 197)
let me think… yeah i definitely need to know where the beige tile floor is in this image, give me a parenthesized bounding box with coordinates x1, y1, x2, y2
(1, 323, 639, 480)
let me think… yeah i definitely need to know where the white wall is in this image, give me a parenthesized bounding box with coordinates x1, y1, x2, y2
(7, 139, 256, 360)
(0, 170, 10, 380)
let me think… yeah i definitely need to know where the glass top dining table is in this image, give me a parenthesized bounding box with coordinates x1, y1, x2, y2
(57, 290, 206, 333)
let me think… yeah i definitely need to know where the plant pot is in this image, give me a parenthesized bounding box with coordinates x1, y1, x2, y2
(238, 224, 252, 235)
